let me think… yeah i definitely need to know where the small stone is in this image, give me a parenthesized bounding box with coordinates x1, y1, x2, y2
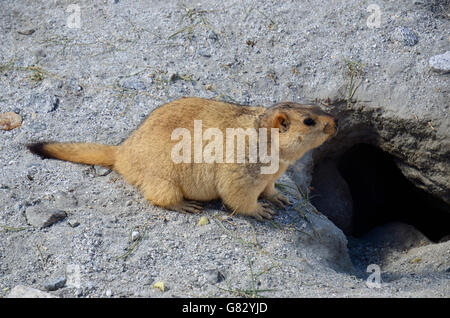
(29, 122, 47, 132)
(105, 289, 112, 297)
(44, 276, 66, 291)
(168, 70, 179, 82)
(94, 166, 111, 176)
(27, 163, 41, 174)
(48, 96, 59, 112)
(7, 285, 57, 298)
(0, 112, 22, 131)
(153, 281, 165, 292)
(208, 31, 218, 41)
(204, 269, 225, 284)
(197, 216, 209, 226)
(67, 78, 83, 93)
(84, 281, 95, 291)
(53, 191, 78, 210)
(33, 48, 47, 58)
(131, 230, 140, 241)
(68, 219, 80, 228)
(197, 49, 211, 58)
(120, 78, 146, 91)
(25, 94, 58, 113)
(429, 51, 450, 74)
(411, 257, 421, 263)
(394, 27, 418, 46)
(25, 206, 67, 228)
(17, 29, 35, 35)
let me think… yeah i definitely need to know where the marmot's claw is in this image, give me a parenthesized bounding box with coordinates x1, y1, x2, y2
(173, 200, 203, 214)
(267, 193, 291, 208)
(254, 204, 276, 221)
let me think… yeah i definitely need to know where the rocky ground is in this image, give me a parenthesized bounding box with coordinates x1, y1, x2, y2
(0, 0, 449, 298)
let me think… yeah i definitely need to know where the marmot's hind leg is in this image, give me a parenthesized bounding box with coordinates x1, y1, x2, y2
(141, 177, 203, 214)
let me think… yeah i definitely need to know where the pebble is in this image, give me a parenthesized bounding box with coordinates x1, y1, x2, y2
(26, 94, 60, 113)
(17, 29, 35, 36)
(167, 70, 179, 82)
(120, 78, 146, 91)
(153, 281, 165, 292)
(204, 269, 225, 284)
(26, 165, 39, 180)
(197, 48, 212, 58)
(25, 206, 67, 228)
(29, 122, 47, 132)
(105, 289, 112, 297)
(33, 48, 47, 58)
(68, 219, 80, 227)
(0, 112, 22, 131)
(394, 26, 418, 46)
(67, 78, 83, 93)
(49, 96, 60, 112)
(44, 276, 66, 291)
(197, 216, 209, 226)
(429, 51, 450, 74)
(94, 166, 111, 176)
(208, 31, 219, 41)
(131, 230, 140, 241)
(53, 191, 78, 210)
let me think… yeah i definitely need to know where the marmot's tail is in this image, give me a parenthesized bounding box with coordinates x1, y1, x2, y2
(27, 142, 118, 168)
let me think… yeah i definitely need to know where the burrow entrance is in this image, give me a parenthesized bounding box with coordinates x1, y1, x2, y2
(312, 143, 450, 242)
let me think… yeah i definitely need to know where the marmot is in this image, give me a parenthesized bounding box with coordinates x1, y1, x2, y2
(28, 97, 337, 220)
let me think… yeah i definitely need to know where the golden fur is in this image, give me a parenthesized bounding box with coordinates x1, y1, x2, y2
(28, 97, 337, 220)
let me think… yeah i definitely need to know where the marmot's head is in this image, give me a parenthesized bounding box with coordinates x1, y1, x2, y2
(259, 102, 337, 162)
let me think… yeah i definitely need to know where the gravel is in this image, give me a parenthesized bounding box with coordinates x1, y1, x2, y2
(0, 0, 448, 298)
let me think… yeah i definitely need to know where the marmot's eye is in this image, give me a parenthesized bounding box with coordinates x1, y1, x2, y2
(303, 118, 315, 126)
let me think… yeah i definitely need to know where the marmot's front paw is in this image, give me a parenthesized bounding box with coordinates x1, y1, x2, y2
(266, 192, 291, 208)
(252, 203, 276, 221)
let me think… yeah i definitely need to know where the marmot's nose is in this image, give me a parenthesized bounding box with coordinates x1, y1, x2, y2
(323, 116, 338, 135)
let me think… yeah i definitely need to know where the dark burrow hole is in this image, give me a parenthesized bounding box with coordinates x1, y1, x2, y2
(313, 143, 450, 243)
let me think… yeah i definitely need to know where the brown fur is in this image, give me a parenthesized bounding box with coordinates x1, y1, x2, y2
(28, 97, 337, 220)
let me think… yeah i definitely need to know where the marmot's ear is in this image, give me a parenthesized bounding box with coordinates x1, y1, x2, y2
(272, 112, 290, 132)
(259, 110, 290, 132)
